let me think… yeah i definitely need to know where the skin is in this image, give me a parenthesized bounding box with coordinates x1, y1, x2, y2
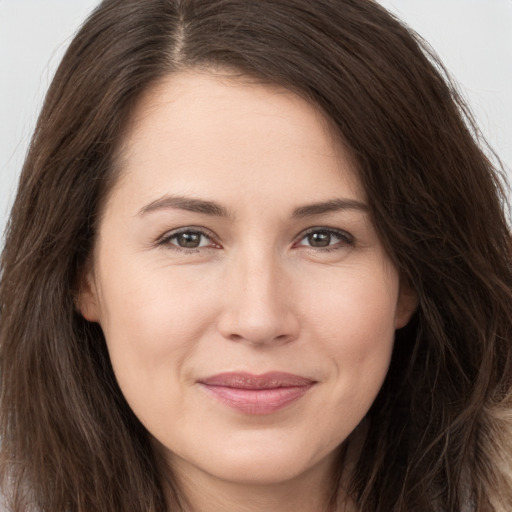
(79, 70, 417, 512)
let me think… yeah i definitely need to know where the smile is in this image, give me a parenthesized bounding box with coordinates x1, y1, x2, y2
(198, 372, 316, 415)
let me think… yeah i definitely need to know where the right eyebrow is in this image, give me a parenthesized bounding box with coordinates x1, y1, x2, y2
(138, 194, 231, 218)
(292, 198, 369, 218)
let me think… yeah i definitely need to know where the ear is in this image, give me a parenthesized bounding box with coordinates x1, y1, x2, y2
(75, 269, 101, 323)
(395, 279, 418, 329)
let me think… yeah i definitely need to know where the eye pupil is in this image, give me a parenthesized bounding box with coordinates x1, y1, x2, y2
(308, 232, 331, 247)
(177, 232, 201, 248)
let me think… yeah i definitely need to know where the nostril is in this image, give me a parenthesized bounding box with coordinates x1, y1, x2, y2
(223, 329, 298, 347)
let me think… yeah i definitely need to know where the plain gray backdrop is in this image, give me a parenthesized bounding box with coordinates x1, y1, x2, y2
(1, 0, 511, 242)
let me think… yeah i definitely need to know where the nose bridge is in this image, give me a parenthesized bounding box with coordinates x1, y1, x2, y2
(217, 243, 299, 345)
(240, 249, 280, 314)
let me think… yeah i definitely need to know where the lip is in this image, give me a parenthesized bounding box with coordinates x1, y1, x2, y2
(198, 372, 316, 415)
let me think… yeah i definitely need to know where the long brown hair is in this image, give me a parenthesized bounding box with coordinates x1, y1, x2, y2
(1, 1, 511, 510)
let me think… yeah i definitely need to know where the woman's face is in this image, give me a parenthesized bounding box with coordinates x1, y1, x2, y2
(80, 71, 416, 489)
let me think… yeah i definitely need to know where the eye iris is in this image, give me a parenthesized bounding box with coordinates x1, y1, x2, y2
(176, 232, 202, 248)
(308, 232, 331, 247)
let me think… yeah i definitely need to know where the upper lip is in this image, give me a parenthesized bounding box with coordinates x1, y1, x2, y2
(198, 371, 316, 389)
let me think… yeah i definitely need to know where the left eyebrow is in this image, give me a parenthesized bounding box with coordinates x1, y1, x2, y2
(138, 194, 231, 217)
(292, 198, 369, 218)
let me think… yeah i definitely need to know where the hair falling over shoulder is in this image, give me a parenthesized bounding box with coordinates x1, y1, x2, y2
(1, 0, 512, 511)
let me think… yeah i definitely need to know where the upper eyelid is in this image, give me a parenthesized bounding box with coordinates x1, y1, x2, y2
(295, 226, 354, 242)
(158, 226, 217, 242)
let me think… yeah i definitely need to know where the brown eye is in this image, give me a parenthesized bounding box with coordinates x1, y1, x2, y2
(296, 228, 353, 250)
(174, 232, 203, 248)
(307, 231, 332, 247)
(163, 230, 215, 250)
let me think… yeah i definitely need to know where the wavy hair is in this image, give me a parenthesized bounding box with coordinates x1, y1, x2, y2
(1, 0, 511, 510)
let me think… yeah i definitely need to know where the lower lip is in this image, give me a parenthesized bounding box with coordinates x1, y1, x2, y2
(200, 384, 314, 414)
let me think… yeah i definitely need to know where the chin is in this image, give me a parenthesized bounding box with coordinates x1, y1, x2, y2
(212, 452, 310, 484)
(163, 429, 342, 488)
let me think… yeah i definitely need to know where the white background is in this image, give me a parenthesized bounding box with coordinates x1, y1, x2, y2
(1, 0, 511, 241)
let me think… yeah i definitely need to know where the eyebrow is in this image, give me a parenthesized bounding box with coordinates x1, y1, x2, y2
(292, 198, 368, 218)
(138, 195, 230, 217)
(138, 194, 368, 218)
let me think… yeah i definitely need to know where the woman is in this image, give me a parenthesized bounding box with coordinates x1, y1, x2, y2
(1, 0, 511, 511)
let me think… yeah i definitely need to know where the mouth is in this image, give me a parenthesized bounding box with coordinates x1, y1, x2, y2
(198, 372, 316, 415)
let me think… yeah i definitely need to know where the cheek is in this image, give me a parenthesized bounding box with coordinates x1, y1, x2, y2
(303, 265, 398, 400)
(95, 262, 220, 410)
(99, 257, 215, 342)
(306, 262, 399, 338)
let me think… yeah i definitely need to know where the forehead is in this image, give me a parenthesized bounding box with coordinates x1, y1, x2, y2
(112, 70, 365, 210)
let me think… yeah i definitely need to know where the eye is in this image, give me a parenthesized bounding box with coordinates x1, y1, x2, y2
(158, 228, 220, 250)
(295, 228, 353, 250)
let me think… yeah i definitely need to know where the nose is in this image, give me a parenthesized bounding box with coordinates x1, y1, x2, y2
(216, 251, 300, 347)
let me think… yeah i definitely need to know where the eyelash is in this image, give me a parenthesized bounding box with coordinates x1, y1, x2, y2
(157, 227, 354, 253)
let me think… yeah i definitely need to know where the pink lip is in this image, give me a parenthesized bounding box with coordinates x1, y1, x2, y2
(198, 372, 316, 415)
